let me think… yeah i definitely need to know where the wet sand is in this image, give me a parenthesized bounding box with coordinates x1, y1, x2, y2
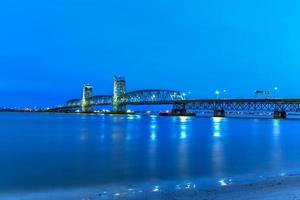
(2, 175, 300, 200)
(159, 175, 300, 200)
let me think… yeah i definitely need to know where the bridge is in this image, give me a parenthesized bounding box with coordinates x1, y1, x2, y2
(49, 76, 300, 119)
(49, 76, 185, 112)
(173, 99, 300, 119)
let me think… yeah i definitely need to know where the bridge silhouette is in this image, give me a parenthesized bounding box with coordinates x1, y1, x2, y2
(49, 76, 300, 119)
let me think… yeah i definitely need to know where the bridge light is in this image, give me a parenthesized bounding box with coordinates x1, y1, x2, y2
(274, 87, 279, 98)
(222, 90, 227, 98)
(215, 90, 220, 99)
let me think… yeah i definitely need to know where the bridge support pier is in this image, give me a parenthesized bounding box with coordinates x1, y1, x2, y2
(214, 109, 225, 117)
(160, 103, 196, 116)
(273, 111, 286, 119)
(171, 108, 187, 114)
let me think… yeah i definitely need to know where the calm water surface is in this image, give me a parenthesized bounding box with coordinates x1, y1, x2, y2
(1, 112, 300, 193)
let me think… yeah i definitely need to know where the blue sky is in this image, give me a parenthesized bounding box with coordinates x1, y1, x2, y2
(1, 0, 300, 107)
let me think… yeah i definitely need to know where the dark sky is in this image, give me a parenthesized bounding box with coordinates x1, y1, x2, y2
(1, 0, 300, 107)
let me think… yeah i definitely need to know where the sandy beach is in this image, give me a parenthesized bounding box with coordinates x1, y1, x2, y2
(2, 174, 300, 200)
(165, 175, 300, 200)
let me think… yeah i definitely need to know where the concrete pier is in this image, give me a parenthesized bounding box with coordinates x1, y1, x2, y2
(159, 108, 196, 116)
(273, 111, 287, 119)
(214, 109, 225, 117)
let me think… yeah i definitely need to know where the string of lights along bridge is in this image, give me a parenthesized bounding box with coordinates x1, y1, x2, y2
(50, 76, 300, 119)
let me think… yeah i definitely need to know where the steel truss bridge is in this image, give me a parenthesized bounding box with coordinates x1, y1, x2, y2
(51, 89, 184, 111)
(173, 98, 300, 118)
(49, 77, 300, 119)
(51, 95, 300, 119)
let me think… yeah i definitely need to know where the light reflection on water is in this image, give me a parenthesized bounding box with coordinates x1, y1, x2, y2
(212, 117, 223, 138)
(148, 116, 158, 177)
(271, 119, 282, 170)
(212, 118, 224, 176)
(177, 117, 190, 177)
(1, 113, 300, 193)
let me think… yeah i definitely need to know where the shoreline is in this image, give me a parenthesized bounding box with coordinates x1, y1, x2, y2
(2, 174, 300, 200)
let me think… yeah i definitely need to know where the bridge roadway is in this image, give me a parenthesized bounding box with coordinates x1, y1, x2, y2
(51, 97, 300, 119)
(174, 98, 300, 110)
(50, 89, 184, 110)
(173, 98, 300, 119)
(48, 76, 300, 119)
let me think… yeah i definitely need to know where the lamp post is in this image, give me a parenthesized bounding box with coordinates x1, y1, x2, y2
(223, 89, 227, 99)
(274, 87, 278, 98)
(215, 90, 220, 99)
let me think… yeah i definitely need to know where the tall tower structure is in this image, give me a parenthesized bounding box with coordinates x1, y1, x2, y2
(113, 76, 126, 112)
(82, 84, 93, 112)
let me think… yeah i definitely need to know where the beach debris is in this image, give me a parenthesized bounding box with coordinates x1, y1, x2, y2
(218, 178, 233, 186)
(175, 184, 181, 190)
(280, 172, 286, 177)
(152, 185, 160, 192)
(97, 191, 107, 197)
(219, 179, 227, 186)
(81, 197, 92, 200)
(184, 182, 195, 189)
(114, 192, 120, 197)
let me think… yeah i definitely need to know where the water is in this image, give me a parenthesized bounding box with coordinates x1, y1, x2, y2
(1, 112, 300, 196)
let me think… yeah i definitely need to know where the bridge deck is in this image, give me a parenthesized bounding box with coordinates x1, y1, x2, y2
(175, 98, 300, 103)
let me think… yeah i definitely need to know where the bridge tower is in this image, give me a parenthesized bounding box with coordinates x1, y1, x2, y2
(113, 76, 126, 112)
(82, 84, 93, 112)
